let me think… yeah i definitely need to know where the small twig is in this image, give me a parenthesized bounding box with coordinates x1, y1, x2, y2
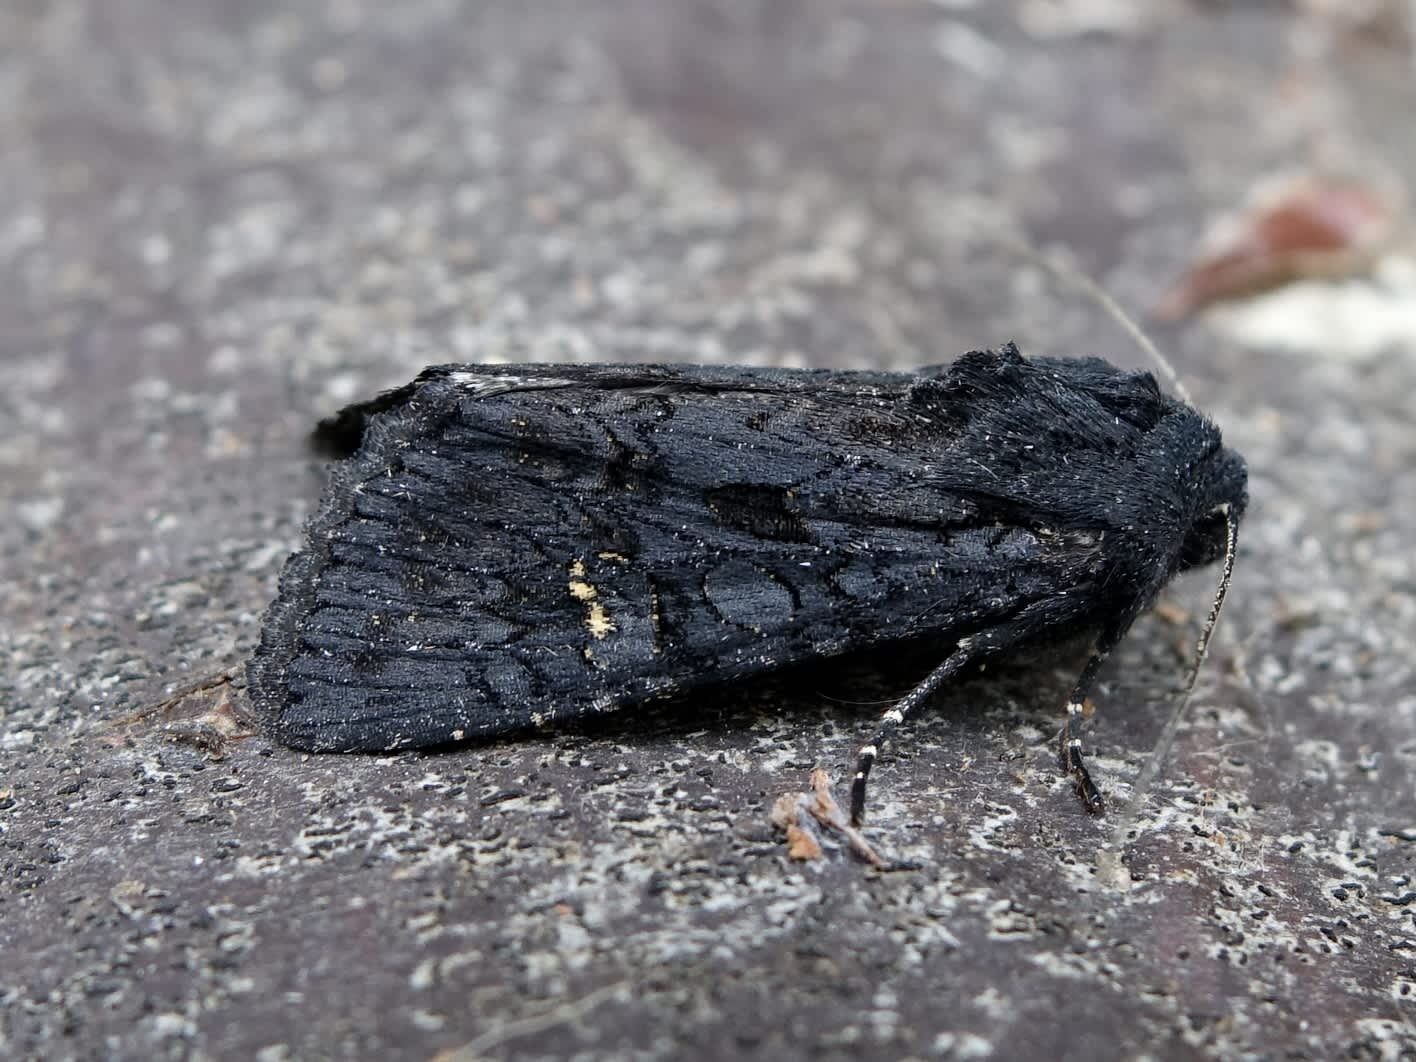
(440, 982, 631, 1060)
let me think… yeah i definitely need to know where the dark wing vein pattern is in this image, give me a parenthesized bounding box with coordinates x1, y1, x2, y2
(248, 350, 1237, 753)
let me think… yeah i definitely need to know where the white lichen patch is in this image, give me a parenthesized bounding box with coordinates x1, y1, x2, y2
(1208, 255, 1416, 361)
(965, 803, 1021, 854)
(931, 1031, 997, 1059)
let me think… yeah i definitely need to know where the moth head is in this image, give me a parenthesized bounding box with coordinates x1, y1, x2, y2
(1176, 444, 1247, 572)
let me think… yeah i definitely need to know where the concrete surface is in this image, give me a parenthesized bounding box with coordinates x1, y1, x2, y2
(3, 1, 1415, 1058)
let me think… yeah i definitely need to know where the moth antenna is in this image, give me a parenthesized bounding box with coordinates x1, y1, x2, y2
(1179, 503, 1239, 701)
(1101, 503, 1239, 879)
(994, 234, 1195, 406)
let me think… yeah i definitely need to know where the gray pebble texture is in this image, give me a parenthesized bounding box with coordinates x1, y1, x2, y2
(3, 1, 1415, 1059)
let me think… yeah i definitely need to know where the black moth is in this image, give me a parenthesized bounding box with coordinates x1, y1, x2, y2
(247, 344, 1247, 823)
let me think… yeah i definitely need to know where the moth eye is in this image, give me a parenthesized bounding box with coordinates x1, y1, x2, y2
(1178, 508, 1228, 570)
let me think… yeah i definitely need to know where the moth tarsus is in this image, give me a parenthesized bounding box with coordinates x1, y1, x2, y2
(1064, 742, 1106, 816)
(249, 344, 1247, 829)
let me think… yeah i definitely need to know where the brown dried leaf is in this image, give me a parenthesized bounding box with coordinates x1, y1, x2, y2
(1156, 175, 1403, 320)
(770, 769, 893, 868)
(107, 668, 254, 758)
(1153, 600, 1191, 627)
(783, 822, 824, 862)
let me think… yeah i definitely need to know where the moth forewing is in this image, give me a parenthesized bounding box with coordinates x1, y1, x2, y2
(247, 347, 1246, 826)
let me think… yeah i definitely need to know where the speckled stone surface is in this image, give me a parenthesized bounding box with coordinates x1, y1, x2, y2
(3, 2, 1415, 1058)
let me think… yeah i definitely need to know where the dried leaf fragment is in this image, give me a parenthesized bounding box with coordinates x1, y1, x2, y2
(1156, 174, 1403, 320)
(109, 668, 253, 757)
(771, 768, 898, 868)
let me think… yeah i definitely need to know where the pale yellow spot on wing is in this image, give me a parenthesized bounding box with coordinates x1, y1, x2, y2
(587, 601, 615, 639)
(568, 557, 598, 601)
(569, 556, 616, 639)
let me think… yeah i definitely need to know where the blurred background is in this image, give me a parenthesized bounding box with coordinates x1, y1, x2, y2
(3, 2, 1415, 1059)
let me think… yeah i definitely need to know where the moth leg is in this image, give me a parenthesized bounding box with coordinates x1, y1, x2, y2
(850, 633, 992, 826)
(1059, 649, 1111, 814)
(1058, 617, 1139, 814)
